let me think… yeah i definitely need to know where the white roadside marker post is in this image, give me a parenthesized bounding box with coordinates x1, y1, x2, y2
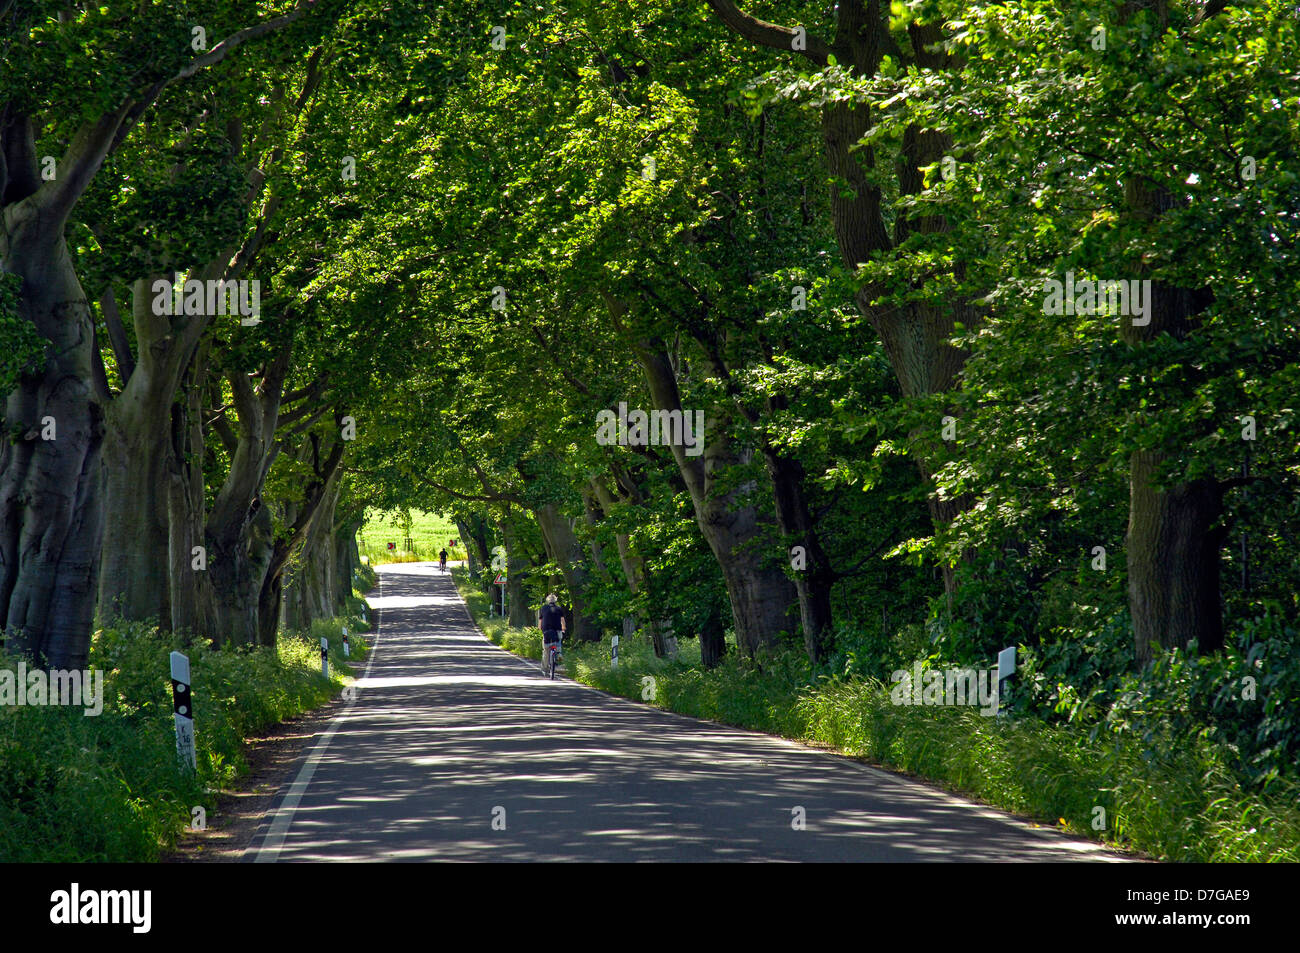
(611, 634, 619, 670)
(321, 637, 329, 680)
(996, 645, 1017, 718)
(170, 651, 196, 772)
(342, 627, 350, 658)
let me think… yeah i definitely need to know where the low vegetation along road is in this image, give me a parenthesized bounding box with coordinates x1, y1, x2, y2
(250, 563, 1127, 862)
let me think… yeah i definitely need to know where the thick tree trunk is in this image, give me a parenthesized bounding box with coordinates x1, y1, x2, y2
(699, 602, 727, 669)
(501, 517, 533, 629)
(534, 502, 601, 641)
(202, 356, 289, 646)
(1122, 175, 1224, 663)
(1127, 452, 1225, 664)
(333, 511, 363, 611)
(168, 339, 214, 639)
(455, 512, 490, 577)
(98, 278, 208, 625)
(0, 200, 106, 669)
(629, 336, 795, 656)
(256, 433, 345, 647)
(762, 446, 836, 663)
(207, 501, 274, 647)
(281, 472, 342, 631)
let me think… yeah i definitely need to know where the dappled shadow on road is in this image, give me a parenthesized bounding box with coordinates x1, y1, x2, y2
(264, 563, 1125, 862)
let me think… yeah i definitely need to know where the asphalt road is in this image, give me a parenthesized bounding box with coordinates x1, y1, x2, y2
(250, 562, 1127, 862)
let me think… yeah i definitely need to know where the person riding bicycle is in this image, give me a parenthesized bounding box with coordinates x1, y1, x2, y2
(538, 594, 566, 672)
(438, 547, 448, 572)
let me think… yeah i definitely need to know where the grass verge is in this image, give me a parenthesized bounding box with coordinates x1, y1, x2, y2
(0, 609, 371, 862)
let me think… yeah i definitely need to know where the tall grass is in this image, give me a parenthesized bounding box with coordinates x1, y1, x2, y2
(452, 568, 1300, 862)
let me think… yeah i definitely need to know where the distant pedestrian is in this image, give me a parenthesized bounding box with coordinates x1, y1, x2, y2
(439, 547, 448, 572)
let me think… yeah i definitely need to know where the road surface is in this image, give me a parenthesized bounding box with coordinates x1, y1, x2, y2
(250, 562, 1127, 862)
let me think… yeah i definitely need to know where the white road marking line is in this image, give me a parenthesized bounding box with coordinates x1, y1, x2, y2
(252, 569, 385, 863)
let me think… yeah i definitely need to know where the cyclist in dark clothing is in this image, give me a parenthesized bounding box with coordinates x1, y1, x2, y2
(538, 593, 566, 672)
(438, 548, 448, 572)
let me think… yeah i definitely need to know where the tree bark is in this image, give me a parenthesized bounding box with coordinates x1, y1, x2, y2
(501, 516, 533, 629)
(455, 512, 490, 578)
(699, 601, 727, 669)
(97, 277, 211, 624)
(281, 466, 343, 631)
(626, 332, 795, 656)
(590, 474, 671, 656)
(202, 350, 290, 646)
(256, 428, 346, 647)
(534, 502, 602, 641)
(761, 446, 836, 662)
(1127, 451, 1225, 664)
(0, 129, 113, 669)
(167, 337, 215, 640)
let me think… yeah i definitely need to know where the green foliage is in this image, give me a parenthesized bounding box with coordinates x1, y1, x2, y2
(0, 615, 368, 862)
(0, 272, 45, 400)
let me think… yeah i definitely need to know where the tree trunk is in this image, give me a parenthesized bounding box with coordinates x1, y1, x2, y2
(699, 601, 727, 669)
(762, 446, 836, 663)
(534, 502, 602, 641)
(628, 335, 795, 656)
(1122, 175, 1224, 663)
(256, 431, 346, 647)
(168, 338, 214, 639)
(455, 512, 490, 577)
(707, 3, 976, 609)
(202, 354, 289, 646)
(98, 278, 208, 625)
(281, 470, 342, 631)
(1127, 452, 1225, 664)
(333, 511, 363, 612)
(0, 195, 106, 669)
(590, 475, 668, 656)
(501, 517, 533, 629)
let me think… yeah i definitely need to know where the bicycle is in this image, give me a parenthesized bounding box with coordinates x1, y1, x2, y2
(544, 639, 562, 679)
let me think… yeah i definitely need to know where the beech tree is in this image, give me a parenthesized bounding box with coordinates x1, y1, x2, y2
(0, 0, 332, 667)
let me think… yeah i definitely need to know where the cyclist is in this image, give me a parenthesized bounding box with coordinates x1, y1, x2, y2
(438, 547, 448, 572)
(538, 593, 566, 675)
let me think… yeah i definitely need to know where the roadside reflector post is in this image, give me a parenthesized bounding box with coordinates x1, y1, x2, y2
(170, 651, 196, 772)
(342, 627, 350, 658)
(996, 645, 1016, 718)
(493, 572, 506, 617)
(612, 634, 619, 670)
(321, 637, 329, 679)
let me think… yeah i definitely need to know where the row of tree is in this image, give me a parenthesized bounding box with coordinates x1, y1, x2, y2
(2, 1, 1297, 682)
(353, 0, 1299, 677)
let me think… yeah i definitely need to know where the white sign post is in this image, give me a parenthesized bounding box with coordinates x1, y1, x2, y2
(321, 637, 329, 679)
(611, 634, 619, 670)
(170, 651, 196, 772)
(996, 645, 1017, 717)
